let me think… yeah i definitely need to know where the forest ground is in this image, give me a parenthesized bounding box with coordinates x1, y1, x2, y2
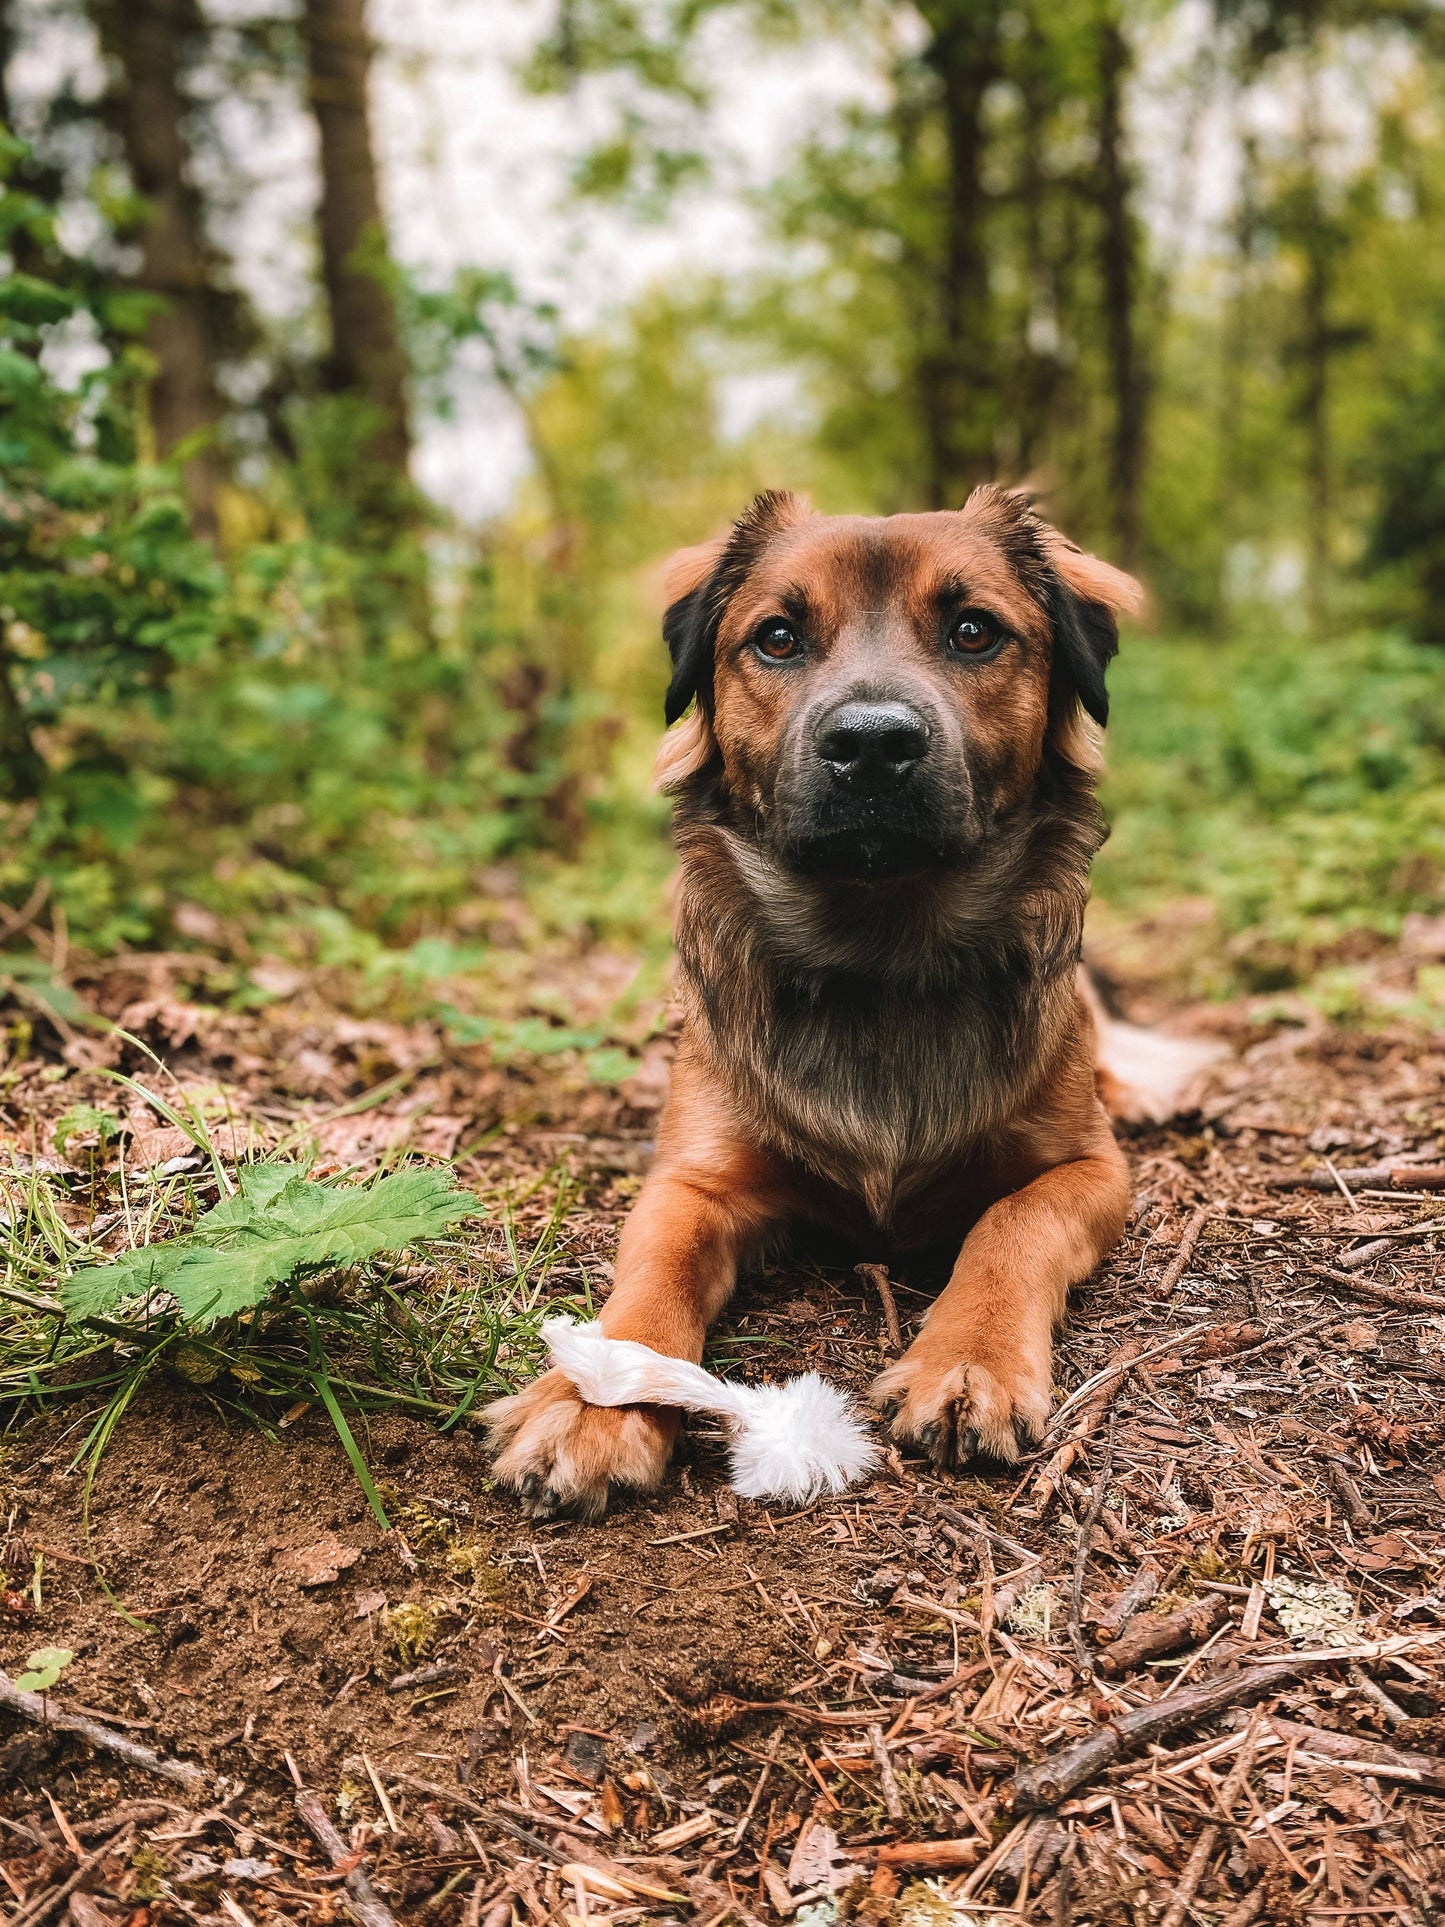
(1, 947, 1444, 1927)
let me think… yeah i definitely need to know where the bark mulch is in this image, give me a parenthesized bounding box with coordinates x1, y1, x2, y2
(2, 983, 1445, 1927)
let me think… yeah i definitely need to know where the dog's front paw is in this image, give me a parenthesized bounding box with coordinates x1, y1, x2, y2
(482, 1368, 677, 1521)
(871, 1342, 1050, 1471)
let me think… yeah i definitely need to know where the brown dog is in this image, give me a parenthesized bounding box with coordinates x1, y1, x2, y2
(486, 485, 1144, 1519)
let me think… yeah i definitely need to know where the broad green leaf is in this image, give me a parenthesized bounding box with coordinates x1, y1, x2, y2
(170, 1170, 478, 1328)
(61, 1241, 190, 1321)
(61, 1166, 480, 1331)
(195, 1159, 311, 1233)
(15, 1646, 73, 1693)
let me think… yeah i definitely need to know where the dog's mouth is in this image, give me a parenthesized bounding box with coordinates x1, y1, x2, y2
(779, 820, 953, 880)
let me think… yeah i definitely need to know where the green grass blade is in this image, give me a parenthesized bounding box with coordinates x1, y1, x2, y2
(313, 1368, 390, 1530)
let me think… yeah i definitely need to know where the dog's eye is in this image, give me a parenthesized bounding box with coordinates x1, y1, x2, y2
(947, 610, 1002, 656)
(753, 620, 800, 661)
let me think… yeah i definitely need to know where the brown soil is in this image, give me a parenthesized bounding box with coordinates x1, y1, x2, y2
(3, 979, 1445, 1925)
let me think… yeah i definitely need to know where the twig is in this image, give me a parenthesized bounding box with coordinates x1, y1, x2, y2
(1004, 1653, 1342, 1811)
(730, 1725, 783, 1844)
(1031, 1342, 1138, 1514)
(1041, 1324, 1214, 1437)
(385, 1773, 569, 1863)
(286, 1755, 400, 1927)
(856, 1263, 902, 1352)
(1308, 1265, 1445, 1314)
(1069, 1414, 1115, 1672)
(1271, 1160, 1445, 1192)
(1157, 1714, 1263, 1927)
(1095, 1591, 1231, 1677)
(1153, 1202, 1212, 1299)
(9, 1825, 134, 1927)
(869, 1722, 904, 1822)
(1091, 1558, 1161, 1645)
(1248, 1715, 1445, 1792)
(0, 1672, 206, 1789)
(1327, 1459, 1372, 1531)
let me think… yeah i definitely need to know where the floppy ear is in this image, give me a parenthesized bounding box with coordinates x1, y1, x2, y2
(661, 538, 727, 727)
(660, 490, 811, 726)
(1042, 539, 1144, 728)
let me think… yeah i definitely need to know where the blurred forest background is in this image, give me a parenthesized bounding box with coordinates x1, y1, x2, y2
(4, 0, 1445, 1046)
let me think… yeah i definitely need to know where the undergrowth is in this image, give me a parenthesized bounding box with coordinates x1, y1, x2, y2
(0, 1062, 586, 1552)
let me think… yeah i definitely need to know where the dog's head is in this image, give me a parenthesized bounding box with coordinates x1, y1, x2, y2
(656, 487, 1142, 881)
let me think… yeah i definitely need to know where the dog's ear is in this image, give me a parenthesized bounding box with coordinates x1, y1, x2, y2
(1042, 539, 1143, 729)
(661, 538, 728, 727)
(660, 491, 810, 725)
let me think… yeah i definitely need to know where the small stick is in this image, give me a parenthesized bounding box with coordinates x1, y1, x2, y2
(9, 1827, 134, 1927)
(1157, 1715, 1263, 1927)
(1092, 1558, 1161, 1645)
(1005, 1654, 1331, 1811)
(1154, 1203, 1212, 1300)
(0, 1672, 206, 1789)
(286, 1756, 400, 1927)
(1217, 1892, 1265, 1927)
(869, 1723, 904, 1823)
(856, 1263, 902, 1352)
(730, 1725, 783, 1844)
(1308, 1266, 1445, 1314)
(874, 1837, 983, 1870)
(1327, 1459, 1372, 1531)
(1031, 1341, 1139, 1514)
(1069, 1414, 1115, 1673)
(1252, 1714, 1445, 1792)
(1269, 1161, 1445, 1192)
(1095, 1592, 1231, 1678)
(1041, 1324, 1214, 1437)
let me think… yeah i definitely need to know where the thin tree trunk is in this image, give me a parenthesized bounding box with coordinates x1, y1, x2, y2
(0, 0, 17, 128)
(88, 0, 222, 538)
(919, 0, 1003, 506)
(1215, 126, 1259, 628)
(1095, 0, 1144, 569)
(302, 0, 412, 479)
(1298, 93, 1332, 640)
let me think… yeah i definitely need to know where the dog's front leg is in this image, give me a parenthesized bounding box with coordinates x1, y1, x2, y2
(874, 1133, 1128, 1469)
(486, 1108, 789, 1520)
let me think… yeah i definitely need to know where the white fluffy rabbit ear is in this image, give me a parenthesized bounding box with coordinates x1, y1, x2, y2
(541, 1317, 878, 1505)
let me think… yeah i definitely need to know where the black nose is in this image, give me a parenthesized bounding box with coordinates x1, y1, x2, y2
(817, 700, 929, 789)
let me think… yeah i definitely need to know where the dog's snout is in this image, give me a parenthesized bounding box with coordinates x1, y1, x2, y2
(817, 700, 930, 789)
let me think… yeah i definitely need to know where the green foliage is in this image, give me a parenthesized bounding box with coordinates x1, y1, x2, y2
(15, 1645, 74, 1693)
(1097, 626, 1445, 983)
(53, 1104, 121, 1157)
(0, 136, 228, 813)
(62, 1161, 480, 1329)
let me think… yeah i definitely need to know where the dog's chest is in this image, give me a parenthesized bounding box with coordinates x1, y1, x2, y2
(707, 973, 1046, 1223)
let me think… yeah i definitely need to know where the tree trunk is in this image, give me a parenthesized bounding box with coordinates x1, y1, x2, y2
(1297, 81, 1332, 640)
(918, 0, 1003, 507)
(87, 0, 222, 538)
(1094, 0, 1144, 569)
(302, 0, 412, 479)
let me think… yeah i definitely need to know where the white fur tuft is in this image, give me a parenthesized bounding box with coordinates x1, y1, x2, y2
(541, 1316, 878, 1504)
(723, 1373, 880, 1502)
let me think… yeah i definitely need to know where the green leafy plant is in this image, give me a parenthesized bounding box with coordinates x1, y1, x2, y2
(62, 1161, 480, 1327)
(53, 1104, 122, 1158)
(15, 1645, 73, 1693)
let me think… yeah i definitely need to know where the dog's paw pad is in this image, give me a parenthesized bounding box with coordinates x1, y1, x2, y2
(871, 1352, 1048, 1472)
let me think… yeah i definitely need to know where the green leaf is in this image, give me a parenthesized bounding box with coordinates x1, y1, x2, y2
(61, 1165, 480, 1331)
(61, 1241, 190, 1321)
(15, 1646, 74, 1693)
(169, 1170, 479, 1328)
(54, 1104, 122, 1157)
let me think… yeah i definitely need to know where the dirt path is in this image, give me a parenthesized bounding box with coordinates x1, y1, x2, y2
(2, 984, 1445, 1926)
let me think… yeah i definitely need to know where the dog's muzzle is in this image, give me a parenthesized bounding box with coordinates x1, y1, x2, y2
(816, 699, 930, 795)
